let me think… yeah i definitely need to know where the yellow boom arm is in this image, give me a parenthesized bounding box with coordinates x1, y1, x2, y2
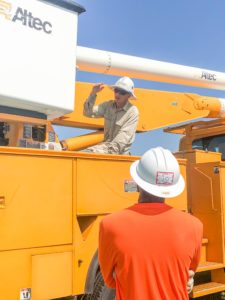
(53, 82, 221, 132)
(52, 82, 225, 150)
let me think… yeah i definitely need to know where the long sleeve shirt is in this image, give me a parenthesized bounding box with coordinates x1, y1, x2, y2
(99, 203, 203, 300)
(83, 94, 139, 154)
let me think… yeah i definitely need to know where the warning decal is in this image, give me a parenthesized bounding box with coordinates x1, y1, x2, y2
(20, 288, 31, 300)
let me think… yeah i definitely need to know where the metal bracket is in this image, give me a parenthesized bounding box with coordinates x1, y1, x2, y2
(0, 196, 5, 208)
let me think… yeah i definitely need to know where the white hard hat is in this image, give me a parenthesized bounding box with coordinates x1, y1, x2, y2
(130, 147, 185, 198)
(110, 77, 137, 99)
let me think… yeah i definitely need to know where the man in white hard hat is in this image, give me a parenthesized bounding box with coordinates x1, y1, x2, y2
(99, 147, 203, 300)
(83, 77, 139, 154)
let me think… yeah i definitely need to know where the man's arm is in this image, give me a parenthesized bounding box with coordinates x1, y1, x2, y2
(108, 108, 139, 154)
(187, 270, 195, 294)
(98, 220, 116, 288)
(83, 83, 107, 118)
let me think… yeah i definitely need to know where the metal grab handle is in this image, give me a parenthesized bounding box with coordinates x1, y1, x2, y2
(194, 167, 217, 211)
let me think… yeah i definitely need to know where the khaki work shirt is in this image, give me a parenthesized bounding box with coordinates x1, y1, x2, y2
(83, 95, 139, 154)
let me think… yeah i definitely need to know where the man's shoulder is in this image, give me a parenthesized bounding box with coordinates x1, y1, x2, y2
(101, 209, 131, 227)
(127, 102, 139, 114)
(172, 208, 203, 230)
(104, 99, 114, 105)
(131, 105, 139, 115)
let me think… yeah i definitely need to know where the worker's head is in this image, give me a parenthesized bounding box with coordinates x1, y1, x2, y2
(110, 77, 136, 108)
(130, 147, 185, 201)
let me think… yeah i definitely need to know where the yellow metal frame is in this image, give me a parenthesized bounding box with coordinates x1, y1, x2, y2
(0, 147, 186, 299)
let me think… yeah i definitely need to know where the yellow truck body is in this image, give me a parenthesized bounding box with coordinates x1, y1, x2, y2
(0, 148, 187, 300)
(1, 81, 225, 299)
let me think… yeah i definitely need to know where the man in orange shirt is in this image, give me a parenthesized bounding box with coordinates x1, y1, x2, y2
(99, 147, 203, 300)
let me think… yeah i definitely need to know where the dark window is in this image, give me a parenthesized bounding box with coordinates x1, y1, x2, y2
(32, 125, 46, 142)
(192, 134, 225, 160)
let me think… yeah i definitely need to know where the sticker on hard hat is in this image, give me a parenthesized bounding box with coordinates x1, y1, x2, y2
(156, 172, 174, 185)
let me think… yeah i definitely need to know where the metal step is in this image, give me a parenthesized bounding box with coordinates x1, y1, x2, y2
(192, 282, 225, 298)
(197, 261, 224, 272)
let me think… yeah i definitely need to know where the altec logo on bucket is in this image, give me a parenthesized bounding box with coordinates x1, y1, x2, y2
(0, 0, 52, 34)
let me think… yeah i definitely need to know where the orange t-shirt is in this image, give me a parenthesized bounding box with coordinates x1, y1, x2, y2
(99, 203, 203, 300)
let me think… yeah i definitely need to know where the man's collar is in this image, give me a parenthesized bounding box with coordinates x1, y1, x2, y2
(113, 101, 132, 111)
(123, 101, 132, 111)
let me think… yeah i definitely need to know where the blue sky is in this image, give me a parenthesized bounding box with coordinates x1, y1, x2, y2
(55, 0, 225, 155)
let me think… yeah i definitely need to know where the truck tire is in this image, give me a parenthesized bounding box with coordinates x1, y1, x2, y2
(82, 271, 115, 300)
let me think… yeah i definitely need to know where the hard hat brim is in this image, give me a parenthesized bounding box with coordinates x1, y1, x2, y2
(109, 85, 137, 100)
(130, 160, 185, 198)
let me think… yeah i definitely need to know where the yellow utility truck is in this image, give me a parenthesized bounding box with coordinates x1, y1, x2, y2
(1, 1, 225, 300)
